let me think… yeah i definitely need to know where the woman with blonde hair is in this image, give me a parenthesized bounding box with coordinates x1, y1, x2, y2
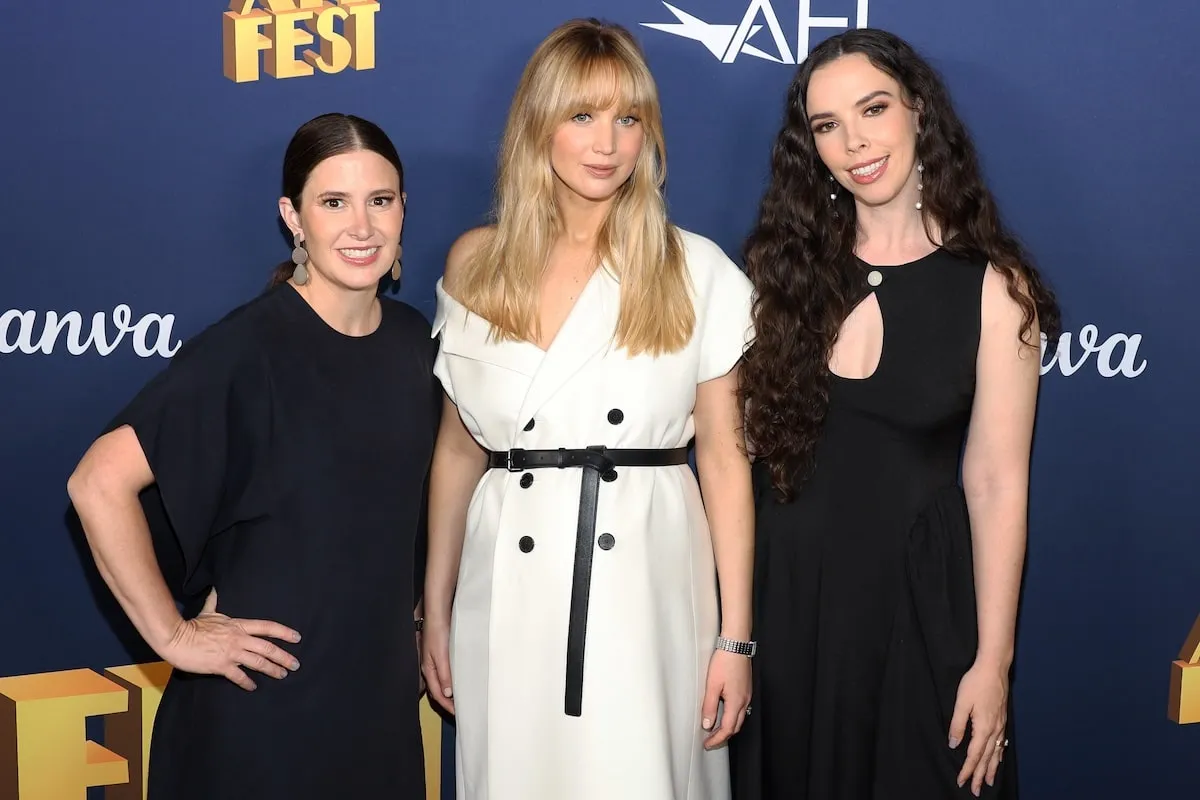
(420, 17, 755, 800)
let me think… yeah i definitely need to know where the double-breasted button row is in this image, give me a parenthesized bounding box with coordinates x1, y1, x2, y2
(516, 533, 617, 553)
(523, 408, 623, 432)
(513, 407, 623, 554)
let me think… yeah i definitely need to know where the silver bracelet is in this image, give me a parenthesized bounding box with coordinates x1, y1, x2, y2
(715, 635, 756, 658)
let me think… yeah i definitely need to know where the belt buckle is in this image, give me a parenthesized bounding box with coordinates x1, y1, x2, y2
(506, 448, 525, 472)
(585, 445, 612, 472)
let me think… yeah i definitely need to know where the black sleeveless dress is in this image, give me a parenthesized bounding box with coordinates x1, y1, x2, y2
(730, 248, 1018, 799)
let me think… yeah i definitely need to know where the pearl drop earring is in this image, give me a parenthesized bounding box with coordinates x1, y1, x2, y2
(915, 162, 925, 211)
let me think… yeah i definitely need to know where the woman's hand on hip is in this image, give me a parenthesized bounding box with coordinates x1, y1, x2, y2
(158, 589, 302, 691)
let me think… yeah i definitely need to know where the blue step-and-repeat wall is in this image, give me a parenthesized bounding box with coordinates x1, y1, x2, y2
(1, 1, 1197, 798)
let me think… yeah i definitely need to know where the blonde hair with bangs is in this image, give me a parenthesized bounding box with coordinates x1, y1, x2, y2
(456, 18, 693, 357)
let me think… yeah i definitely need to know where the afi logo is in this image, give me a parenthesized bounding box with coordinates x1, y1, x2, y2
(641, 0, 870, 64)
(222, 0, 380, 83)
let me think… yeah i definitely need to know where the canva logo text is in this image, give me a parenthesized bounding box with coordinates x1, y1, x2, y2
(0, 306, 181, 358)
(1040, 325, 1146, 378)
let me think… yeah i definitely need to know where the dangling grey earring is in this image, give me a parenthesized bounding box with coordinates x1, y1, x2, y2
(828, 174, 838, 202)
(291, 232, 309, 285)
(394, 193, 407, 281)
(915, 162, 925, 211)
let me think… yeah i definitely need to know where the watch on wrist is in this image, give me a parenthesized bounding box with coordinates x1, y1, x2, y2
(715, 635, 756, 658)
(414, 617, 424, 632)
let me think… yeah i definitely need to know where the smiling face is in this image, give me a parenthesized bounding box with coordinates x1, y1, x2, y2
(805, 52, 923, 210)
(279, 149, 405, 291)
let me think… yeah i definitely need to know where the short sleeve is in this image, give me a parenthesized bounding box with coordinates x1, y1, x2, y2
(695, 240, 756, 383)
(431, 279, 457, 404)
(413, 332, 442, 611)
(104, 326, 271, 598)
(432, 346, 454, 405)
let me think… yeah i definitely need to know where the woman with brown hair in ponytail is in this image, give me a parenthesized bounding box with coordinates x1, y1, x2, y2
(731, 29, 1060, 800)
(67, 113, 437, 800)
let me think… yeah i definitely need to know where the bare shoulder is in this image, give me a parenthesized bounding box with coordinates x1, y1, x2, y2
(443, 225, 494, 294)
(982, 262, 1031, 317)
(981, 262, 1039, 353)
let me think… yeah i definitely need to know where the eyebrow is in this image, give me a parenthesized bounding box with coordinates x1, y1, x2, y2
(808, 90, 895, 122)
(314, 189, 397, 199)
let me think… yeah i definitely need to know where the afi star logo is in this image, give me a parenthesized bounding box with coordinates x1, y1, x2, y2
(641, 0, 870, 64)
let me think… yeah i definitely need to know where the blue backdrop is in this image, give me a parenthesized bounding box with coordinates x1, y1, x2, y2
(2, 1, 1197, 797)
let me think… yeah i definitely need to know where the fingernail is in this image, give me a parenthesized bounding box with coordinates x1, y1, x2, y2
(444, 687, 453, 697)
(702, 718, 712, 730)
(293, 633, 302, 642)
(291, 661, 300, 670)
(949, 737, 960, 748)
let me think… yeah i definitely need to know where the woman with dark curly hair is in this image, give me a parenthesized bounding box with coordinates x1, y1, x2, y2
(729, 29, 1060, 800)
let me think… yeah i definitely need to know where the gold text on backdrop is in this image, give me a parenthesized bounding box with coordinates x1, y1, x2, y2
(0, 662, 443, 798)
(222, 0, 380, 83)
(1169, 613, 1200, 724)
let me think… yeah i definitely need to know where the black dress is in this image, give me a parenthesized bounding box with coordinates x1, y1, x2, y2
(731, 249, 1017, 799)
(105, 283, 438, 800)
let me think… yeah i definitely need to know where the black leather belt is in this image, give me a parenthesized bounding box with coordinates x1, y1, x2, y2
(487, 445, 689, 716)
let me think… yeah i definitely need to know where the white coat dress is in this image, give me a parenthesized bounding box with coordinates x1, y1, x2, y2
(431, 228, 755, 800)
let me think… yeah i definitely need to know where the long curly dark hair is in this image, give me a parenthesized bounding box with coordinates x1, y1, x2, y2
(739, 28, 1061, 501)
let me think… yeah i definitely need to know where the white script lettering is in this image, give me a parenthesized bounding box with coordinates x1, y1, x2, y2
(1041, 325, 1146, 378)
(0, 306, 181, 358)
